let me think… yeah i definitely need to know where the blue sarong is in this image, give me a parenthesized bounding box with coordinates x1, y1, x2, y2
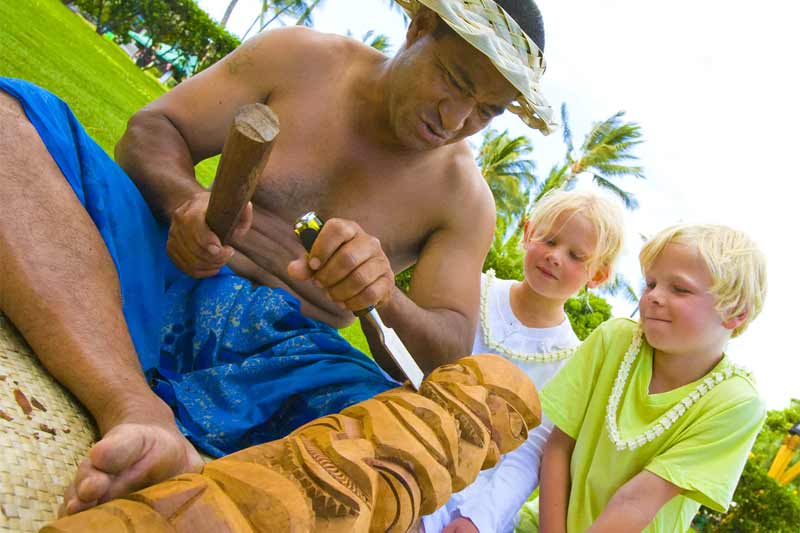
(1, 78, 398, 457)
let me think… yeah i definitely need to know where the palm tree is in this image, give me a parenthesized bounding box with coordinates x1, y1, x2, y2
(237, 0, 324, 40)
(533, 103, 644, 208)
(478, 129, 538, 231)
(475, 129, 537, 280)
(348, 30, 392, 53)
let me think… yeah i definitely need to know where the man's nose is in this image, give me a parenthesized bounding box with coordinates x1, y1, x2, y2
(439, 95, 475, 133)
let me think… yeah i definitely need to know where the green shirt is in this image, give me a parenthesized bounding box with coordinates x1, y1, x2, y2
(540, 318, 766, 532)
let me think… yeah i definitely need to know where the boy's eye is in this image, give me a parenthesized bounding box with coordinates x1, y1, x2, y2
(645, 281, 656, 290)
(673, 286, 690, 294)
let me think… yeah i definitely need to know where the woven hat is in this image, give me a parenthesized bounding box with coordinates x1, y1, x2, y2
(0, 312, 98, 532)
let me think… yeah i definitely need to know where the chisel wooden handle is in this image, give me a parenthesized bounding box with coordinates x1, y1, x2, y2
(205, 103, 279, 245)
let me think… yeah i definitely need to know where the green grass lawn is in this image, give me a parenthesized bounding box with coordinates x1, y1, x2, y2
(0, 0, 370, 354)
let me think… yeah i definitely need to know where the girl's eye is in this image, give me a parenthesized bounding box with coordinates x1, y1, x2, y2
(570, 252, 586, 261)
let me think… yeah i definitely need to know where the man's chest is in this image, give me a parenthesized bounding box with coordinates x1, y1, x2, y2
(249, 125, 442, 270)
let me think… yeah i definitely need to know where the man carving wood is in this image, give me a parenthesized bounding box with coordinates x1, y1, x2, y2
(0, 0, 554, 516)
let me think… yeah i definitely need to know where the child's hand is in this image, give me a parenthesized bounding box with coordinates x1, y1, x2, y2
(443, 517, 479, 533)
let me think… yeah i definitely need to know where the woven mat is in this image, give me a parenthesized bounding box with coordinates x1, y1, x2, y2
(0, 312, 98, 532)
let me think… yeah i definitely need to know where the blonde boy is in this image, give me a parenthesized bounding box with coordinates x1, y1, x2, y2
(424, 189, 625, 533)
(539, 224, 767, 532)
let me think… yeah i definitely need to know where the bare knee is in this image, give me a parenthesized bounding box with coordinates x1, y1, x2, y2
(0, 89, 56, 182)
(0, 89, 39, 156)
(0, 89, 25, 120)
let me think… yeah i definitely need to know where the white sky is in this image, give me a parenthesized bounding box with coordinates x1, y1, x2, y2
(198, 0, 799, 409)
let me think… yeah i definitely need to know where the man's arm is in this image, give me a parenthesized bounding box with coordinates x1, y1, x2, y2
(364, 159, 496, 372)
(588, 471, 681, 532)
(115, 28, 312, 277)
(288, 154, 495, 372)
(539, 426, 575, 533)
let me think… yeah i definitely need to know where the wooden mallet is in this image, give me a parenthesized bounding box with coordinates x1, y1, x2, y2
(205, 103, 280, 245)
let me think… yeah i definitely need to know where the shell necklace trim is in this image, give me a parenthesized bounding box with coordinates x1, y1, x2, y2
(480, 269, 576, 363)
(605, 327, 753, 451)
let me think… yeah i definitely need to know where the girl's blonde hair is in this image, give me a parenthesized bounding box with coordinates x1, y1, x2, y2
(528, 189, 625, 277)
(639, 224, 767, 338)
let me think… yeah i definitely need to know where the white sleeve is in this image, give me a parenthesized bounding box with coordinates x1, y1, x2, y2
(455, 420, 552, 533)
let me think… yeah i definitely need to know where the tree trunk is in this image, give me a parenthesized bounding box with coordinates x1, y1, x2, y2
(220, 0, 238, 27)
(94, 0, 105, 34)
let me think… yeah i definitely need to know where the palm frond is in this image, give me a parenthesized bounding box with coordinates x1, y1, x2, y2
(294, 0, 322, 26)
(591, 175, 639, 209)
(594, 162, 645, 179)
(561, 103, 574, 158)
(599, 273, 640, 303)
(362, 30, 391, 53)
(533, 163, 569, 202)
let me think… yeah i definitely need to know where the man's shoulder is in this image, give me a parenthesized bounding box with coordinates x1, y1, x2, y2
(247, 26, 374, 69)
(437, 142, 493, 204)
(434, 143, 494, 225)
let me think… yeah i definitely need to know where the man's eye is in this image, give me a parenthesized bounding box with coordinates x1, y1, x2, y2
(445, 70, 460, 89)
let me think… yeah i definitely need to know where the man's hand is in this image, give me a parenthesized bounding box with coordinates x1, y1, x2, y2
(287, 218, 395, 312)
(167, 191, 253, 277)
(443, 517, 479, 533)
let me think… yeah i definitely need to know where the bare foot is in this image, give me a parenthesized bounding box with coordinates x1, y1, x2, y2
(59, 422, 204, 516)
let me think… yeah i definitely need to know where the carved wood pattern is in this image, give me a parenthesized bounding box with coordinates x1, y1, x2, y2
(42, 354, 540, 533)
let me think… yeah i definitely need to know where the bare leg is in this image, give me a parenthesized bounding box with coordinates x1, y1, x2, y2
(0, 91, 202, 515)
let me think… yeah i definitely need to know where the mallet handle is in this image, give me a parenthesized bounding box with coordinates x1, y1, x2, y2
(205, 103, 279, 245)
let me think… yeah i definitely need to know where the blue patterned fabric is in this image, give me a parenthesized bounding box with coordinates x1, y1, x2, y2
(1, 78, 398, 457)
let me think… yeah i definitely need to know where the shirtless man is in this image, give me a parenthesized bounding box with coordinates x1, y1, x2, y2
(0, 0, 553, 517)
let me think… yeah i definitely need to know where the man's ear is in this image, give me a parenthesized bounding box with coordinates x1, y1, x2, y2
(722, 311, 748, 331)
(586, 266, 610, 289)
(406, 6, 438, 45)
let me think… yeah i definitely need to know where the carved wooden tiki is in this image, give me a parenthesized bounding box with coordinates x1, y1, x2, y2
(43, 354, 540, 533)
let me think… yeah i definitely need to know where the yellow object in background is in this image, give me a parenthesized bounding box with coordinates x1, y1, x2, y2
(768, 422, 800, 486)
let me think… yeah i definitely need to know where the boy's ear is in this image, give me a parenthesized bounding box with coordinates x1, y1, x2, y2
(722, 311, 748, 331)
(586, 266, 610, 289)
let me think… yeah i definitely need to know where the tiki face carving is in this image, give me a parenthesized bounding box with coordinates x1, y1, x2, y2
(44, 355, 541, 533)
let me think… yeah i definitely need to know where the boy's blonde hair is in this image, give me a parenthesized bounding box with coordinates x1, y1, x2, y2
(528, 189, 625, 277)
(639, 224, 767, 338)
